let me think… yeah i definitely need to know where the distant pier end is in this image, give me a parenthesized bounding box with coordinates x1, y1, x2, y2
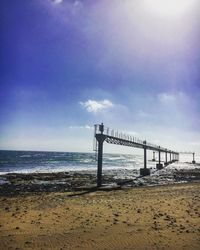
(179, 151, 196, 164)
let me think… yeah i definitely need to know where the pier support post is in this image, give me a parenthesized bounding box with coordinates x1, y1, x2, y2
(96, 123, 107, 187)
(164, 151, 168, 166)
(144, 144, 147, 169)
(172, 154, 174, 162)
(170, 152, 172, 163)
(152, 151, 156, 161)
(156, 147, 163, 170)
(140, 141, 150, 176)
(192, 153, 196, 164)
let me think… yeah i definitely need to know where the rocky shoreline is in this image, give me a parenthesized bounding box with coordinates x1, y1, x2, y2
(0, 166, 200, 197)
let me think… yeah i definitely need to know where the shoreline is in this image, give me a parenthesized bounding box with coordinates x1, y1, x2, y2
(0, 167, 200, 197)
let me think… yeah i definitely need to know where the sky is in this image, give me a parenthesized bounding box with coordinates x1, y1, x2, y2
(0, 0, 200, 154)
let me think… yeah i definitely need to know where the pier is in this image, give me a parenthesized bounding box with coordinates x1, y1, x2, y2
(94, 123, 179, 187)
(179, 151, 196, 164)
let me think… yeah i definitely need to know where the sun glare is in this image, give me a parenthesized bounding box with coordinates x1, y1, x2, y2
(143, 0, 197, 18)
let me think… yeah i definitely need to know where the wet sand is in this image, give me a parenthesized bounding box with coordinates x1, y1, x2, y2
(0, 182, 200, 250)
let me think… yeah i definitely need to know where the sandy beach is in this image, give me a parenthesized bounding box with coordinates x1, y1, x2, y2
(0, 181, 200, 250)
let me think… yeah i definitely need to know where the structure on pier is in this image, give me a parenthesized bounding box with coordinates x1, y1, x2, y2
(179, 151, 196, 164)
(94, 123, 179, 187)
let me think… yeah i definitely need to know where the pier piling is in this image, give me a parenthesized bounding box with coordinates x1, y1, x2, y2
(192, 153, 196, 164)
(96, 123, 106, 187)
(164, 151, 168, 166)
(156, 148, 163, 170)
(152, 151, 156, 161)
(140, 141, 150, 176)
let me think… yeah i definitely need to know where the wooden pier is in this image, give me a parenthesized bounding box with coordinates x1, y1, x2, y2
(94, 123, 179, 187)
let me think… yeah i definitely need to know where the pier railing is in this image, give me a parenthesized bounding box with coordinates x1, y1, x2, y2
(94, 124, 176, 153)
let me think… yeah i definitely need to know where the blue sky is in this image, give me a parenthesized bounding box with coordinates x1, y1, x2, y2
(0, 0, 200, 153)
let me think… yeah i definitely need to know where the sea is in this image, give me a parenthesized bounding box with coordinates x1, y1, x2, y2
(0, 150, 199, 187)
(0, 150, 147, 175)
(0, 150, 199, 176)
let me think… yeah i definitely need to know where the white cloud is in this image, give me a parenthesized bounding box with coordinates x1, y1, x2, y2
(80, 99, 114, 113)
(158, 92, 189, 105)
(74, 1, 82, 7)
(158, 93, 176, 103)
(69, 125, 93, 130)
(137, 110, 152, 118)
(189, 142, 200, 146)
(51, 0, 83, 14)
(52, 0, 63, 4)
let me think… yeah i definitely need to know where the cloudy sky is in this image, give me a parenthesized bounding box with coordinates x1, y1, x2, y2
(1, 0, 200, 153)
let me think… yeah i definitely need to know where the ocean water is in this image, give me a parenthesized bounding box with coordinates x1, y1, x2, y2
(0, 150, 148, 175)
(0, 150, 198, 176)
